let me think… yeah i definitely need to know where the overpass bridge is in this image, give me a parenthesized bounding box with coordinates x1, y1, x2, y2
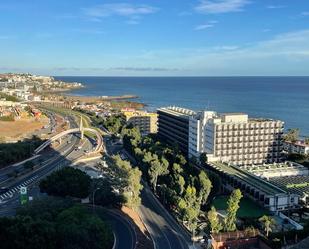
(34, 117, 103, 155)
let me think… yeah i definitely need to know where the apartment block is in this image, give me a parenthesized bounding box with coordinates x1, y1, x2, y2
(122, 110, 158, 135)
(284, 140, 309, 155)
(157, 106, 196, 153)
(189, 111, 284, 166)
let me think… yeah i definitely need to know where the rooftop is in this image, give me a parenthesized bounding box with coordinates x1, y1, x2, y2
(157, 106, 196, 118)
(285, 140, 309, 147)
(269, 176, 309, 196)
(209, 162, 287, 195)
(242, 161, 307, 173)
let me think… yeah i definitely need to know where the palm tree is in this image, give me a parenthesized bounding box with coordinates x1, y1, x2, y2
(259, 215, 276, 237)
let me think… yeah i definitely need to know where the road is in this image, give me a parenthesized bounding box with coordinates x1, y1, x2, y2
(0, 109, 138, 249)
(104, 135, 195, 249)
(99, 209, 137, 249)
(139, 186, 191, 249)
(0, 110, 88, 215)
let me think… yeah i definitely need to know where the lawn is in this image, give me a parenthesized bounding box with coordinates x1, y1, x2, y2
(211, 195, 270, 218)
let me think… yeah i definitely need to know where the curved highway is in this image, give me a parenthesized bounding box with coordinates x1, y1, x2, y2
(139, 186, 190, 249)
(94, 208, 137, 249)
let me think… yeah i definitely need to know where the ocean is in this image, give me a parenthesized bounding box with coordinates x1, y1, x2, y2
(54, 76, 309, 136)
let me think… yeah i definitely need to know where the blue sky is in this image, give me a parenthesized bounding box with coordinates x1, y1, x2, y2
(0, 0, 309, 76)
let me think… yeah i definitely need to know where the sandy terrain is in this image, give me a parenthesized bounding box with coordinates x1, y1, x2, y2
(0, 117, 49, 141)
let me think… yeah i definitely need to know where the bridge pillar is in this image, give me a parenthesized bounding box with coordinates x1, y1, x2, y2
(80, 116, 84, 140)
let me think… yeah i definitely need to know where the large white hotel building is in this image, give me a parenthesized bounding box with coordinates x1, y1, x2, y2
(157, 107, 284, 166)
(189, 111, 284, 165)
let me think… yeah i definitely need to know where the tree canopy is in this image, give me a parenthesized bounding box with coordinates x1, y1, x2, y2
(284, 128, 299, 143)
(224, 189, 243, 232)
(0, 197, 113, 249)
(208, 206, 223, 234)
(111, 155, 143, 209)
(0, 136, 42, 168)
(39, 167, 91, 198)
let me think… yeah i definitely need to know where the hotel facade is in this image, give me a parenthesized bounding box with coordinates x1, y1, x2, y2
(189, 111, 284, 166)
(157, 106, 196, 153)
(157, 106, 284, 166)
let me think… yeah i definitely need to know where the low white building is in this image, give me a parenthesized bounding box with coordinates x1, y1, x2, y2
(245, 161, 309, 179)
(284, 141, 309, 155)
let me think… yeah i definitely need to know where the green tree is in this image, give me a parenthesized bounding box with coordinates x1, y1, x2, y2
(177, 185, 201, 234)
(112, 155, 143, 209)
(224, 189, 243, 232)
(56, 205, 113, 249)
(176, 154, 187, 166)
(284, 128, 299, 143)
(259, 215, 276, 237)
(125, 167, 143, 209)
(39, 167, 91, 198)
(148, 157, 169, 192)
(207, 206, 222, 234)
(172, 163, 183, 174)
(197, 171, 212, 205)
(305, 137, 309, 145)
(174, 174, 186, 195)
(1, 198, 113, 249)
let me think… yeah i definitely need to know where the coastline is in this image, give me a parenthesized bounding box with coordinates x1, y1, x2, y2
(49, 82, 146, 109)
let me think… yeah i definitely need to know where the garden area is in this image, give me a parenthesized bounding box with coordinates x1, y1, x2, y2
(212, 195, 269, 219)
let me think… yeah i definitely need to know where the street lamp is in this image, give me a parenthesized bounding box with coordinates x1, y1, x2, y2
(92, 187, 100, 212)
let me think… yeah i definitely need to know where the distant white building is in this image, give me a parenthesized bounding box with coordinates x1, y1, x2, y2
(284, 141, 309, 155)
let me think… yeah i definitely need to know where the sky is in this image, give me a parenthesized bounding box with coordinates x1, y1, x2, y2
(0, 0, 309, 76)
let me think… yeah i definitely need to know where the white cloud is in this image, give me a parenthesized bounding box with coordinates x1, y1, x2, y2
(82, 3, 158, 18)
(195, 20, 218, 30)
(195, 24, 214, 30)
(266, 5, 286, 9)
(125, 29, 309, 75)
(195, 0, 250, 14)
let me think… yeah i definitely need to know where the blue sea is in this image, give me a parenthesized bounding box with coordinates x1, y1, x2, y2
(55, 76, 309, 136)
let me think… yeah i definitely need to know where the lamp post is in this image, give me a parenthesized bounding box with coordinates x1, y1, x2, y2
(92, 187, 100, 212)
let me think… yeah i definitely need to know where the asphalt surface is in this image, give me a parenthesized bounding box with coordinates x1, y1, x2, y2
(102, 209, 137, 249)
(139, 186, 191, 249)
(104, 135, 195, 249)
